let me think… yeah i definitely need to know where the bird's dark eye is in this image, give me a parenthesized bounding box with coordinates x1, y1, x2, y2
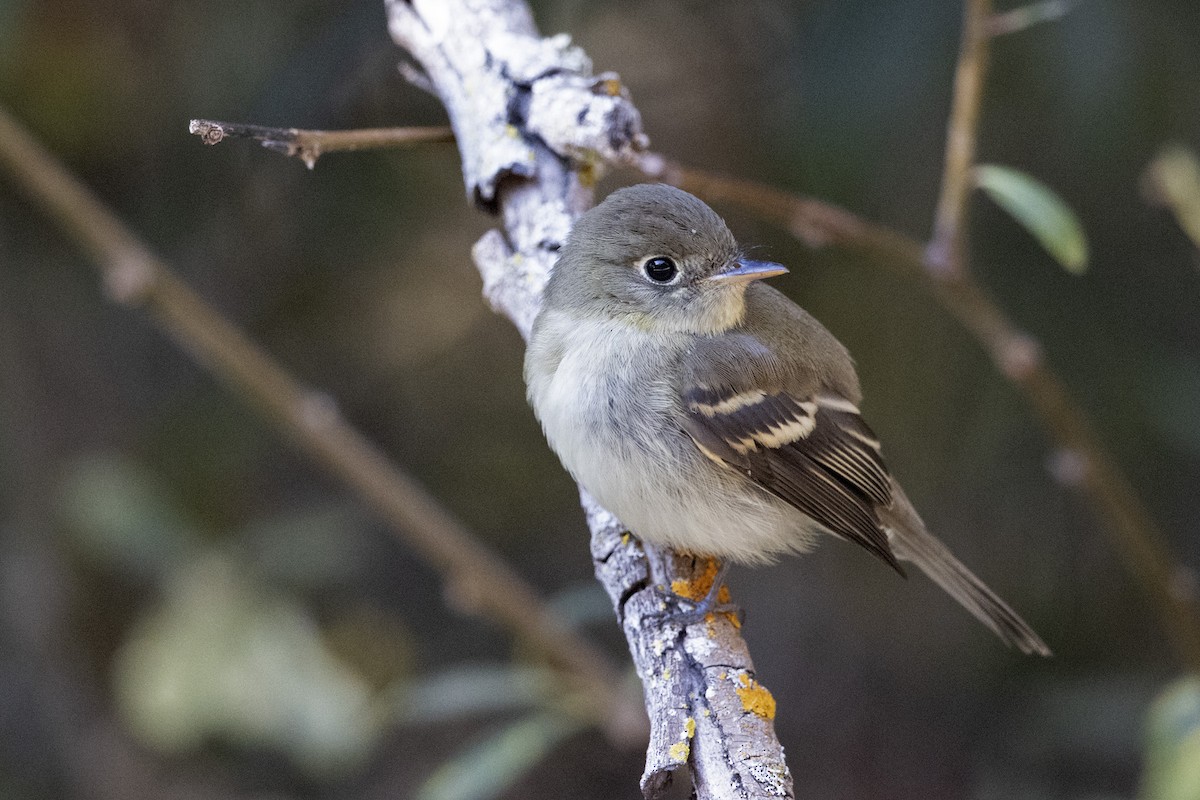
(643, 256, 678, 284)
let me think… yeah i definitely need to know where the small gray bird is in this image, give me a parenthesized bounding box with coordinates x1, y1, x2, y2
(526, 183, 1050, 656)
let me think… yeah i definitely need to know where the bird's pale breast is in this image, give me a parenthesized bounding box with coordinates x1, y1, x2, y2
(526, 310, 819, 563)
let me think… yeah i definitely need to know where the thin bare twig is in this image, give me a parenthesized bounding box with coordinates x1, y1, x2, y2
(188, 119, 454, 168)
(0, 104, 644, 738)
(634, 149, 1200, 672)
(926, 0, 993, 276)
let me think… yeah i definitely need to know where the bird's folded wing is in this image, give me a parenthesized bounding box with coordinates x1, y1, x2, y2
(681, 385, 903, 573)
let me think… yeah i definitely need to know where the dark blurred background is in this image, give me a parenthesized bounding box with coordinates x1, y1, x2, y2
(2, 1, 1199, 798)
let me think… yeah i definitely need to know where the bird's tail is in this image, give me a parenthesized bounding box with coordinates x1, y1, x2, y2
(881, 484, 1051, 657)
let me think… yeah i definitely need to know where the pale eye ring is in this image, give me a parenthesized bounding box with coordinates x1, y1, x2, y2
(642, 256, 678, 284)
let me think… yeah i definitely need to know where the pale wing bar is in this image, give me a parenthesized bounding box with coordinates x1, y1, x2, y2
(682, 386, 901, 572)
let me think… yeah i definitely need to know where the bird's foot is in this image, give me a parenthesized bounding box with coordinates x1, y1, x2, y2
(654, 561, 742, 627)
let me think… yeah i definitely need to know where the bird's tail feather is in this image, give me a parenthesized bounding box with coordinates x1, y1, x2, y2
(882, 485, 1051, 657)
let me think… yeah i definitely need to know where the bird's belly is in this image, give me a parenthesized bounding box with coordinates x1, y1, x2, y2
(532, 331, 815, 564)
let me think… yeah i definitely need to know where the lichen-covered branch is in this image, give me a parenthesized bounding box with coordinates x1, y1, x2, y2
(588, 501, 788, 798)
(386, 1, 793, 797)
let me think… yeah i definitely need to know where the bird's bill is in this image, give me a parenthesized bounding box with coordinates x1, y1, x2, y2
(707, 259, 789, 284)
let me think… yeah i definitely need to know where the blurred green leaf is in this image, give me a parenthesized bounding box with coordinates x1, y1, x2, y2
(242, 504, 371, 590)
(113, 553, 383, 776)
(389, 664, 556, 726)
(1141, 677, 1200, 800)
(60, 452, 201, 580)
(324, 604, 417, 691)
(975, 163, 1089, 274)
(1143, 144, 1200, 251)
(417, 712, 581, 800)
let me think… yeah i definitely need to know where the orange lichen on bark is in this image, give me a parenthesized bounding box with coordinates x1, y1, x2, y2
(735, 673, 777, 720)
(669, 558, 728, 602)
(667, 716, 697, 763)
(669, 559, 738, 628)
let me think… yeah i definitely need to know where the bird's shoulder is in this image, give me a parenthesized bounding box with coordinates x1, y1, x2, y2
(677, 283, 861, 403)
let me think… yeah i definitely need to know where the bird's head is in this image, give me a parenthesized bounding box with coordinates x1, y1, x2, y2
(546, 183, 786, 334)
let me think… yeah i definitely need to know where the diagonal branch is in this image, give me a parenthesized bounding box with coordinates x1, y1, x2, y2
(0, 104, 645, 739)
(386, 1, 792, 798)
